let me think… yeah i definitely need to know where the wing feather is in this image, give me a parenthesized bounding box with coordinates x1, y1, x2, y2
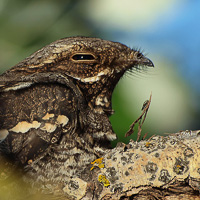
(0, 82, 79, 164)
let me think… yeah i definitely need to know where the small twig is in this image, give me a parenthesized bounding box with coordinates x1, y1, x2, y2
(147, 134, 156, 141)
(142, 132, 148, 140)
(125, 93, 152, 141)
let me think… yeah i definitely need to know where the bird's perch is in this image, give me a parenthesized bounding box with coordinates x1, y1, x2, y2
(67, 130, 200, 200)
(0, 131, 200, 200)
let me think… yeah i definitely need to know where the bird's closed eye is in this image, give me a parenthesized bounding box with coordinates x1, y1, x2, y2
(71, 53, 96, 61)
(136, 52, 143, 59)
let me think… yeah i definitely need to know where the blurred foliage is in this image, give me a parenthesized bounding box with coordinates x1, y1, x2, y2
(110, 87, 141, 146)
(0, 0, 96, 73)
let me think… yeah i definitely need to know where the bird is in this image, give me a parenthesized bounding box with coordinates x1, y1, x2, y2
(0, 36, 154, 193)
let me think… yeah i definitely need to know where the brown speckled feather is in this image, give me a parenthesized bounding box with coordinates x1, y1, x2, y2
(0, 36, 154, 196)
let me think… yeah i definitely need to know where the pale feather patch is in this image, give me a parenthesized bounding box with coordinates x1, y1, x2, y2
(81, 69, 111, 83)
(93, 107, 104, 114)
(69, 68, 113, 83)
(69, 147, 83, 154)
(28, 66, 40, 69)
(104, 96, 108, 103)
(95, 96, 104, 106)
(3, 82, 33, 92)
(43, 54, 58, 63)
(56, 115, 69, 126)
(9, 121, 41, 133)
(42, 113, 55, 120)
(104, 97, 110, 107)
(93, 131, 105, 138)
(0, 129, 9, 141)
(95, 96, 110, 107)
(106, 132, 117, 141)
(52, 45, 70, 53)
(40, 123, 57, 133)
(81, 76, 100, 83)
(93, 131, 117, 141)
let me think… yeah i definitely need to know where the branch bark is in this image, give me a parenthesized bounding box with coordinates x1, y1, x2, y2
(1, 130, 200, 200)
(69, 130, 200, 200)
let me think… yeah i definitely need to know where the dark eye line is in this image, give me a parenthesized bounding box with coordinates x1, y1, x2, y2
(72, 54, 95, 61)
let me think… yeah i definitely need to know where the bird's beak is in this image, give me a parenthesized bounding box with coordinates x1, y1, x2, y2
(141, 56, 154, 67)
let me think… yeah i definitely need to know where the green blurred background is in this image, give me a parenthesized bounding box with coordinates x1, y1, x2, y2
(0, 0, 200, 144)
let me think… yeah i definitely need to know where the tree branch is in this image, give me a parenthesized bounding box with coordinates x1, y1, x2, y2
(1, 130, 200, 200)
(70, 130, 200, 200)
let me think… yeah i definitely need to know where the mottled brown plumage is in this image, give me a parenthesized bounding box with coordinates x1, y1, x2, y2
(0, 36, 153, 196)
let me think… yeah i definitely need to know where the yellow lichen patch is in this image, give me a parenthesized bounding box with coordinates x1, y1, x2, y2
(174, 164, 184, 174)
(28, 159, 33, 165)
(90, 157, 104, 170)
(98, 175, 110, 187)
(145, 142, 151, 148)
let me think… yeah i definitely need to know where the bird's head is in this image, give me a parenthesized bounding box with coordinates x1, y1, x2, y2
(6, 36, 154, 115)
(50, 37, 154, 114)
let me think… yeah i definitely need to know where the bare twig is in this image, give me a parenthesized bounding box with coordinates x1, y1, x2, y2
(125, 93, 152, 141)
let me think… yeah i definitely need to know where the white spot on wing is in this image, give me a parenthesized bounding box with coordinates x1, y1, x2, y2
(42, 113, 55, 120)
(0, 129, 9, 141)
(56, 115, 69, 126)
(8, 115, 68, 135)
(9, 121, 41, 133)
(40, 123, 57, 133)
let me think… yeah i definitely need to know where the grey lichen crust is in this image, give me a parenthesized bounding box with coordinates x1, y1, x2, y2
(67, 130, 200, 200)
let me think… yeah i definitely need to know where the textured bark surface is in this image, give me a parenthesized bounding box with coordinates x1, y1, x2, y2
(68, 130, 200, 200)
(0, 130, 200, 200)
